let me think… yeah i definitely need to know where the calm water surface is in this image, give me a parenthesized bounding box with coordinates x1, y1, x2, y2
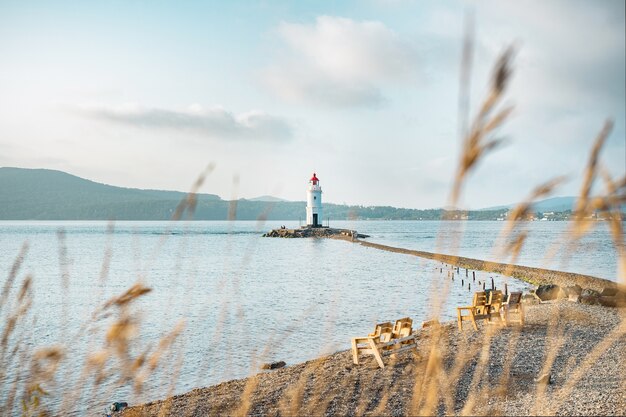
(0, 220, 620, 414)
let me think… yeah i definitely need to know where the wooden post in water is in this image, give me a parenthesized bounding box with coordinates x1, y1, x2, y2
(473, 271, 476, 281)
(468, 282, 471, 291)
(462, 279, 464, 287)
(504, 283, 508, 297)
(465, 268, 468, 277)
(491, 277, 495, 290)
(482, 281, 485, 290)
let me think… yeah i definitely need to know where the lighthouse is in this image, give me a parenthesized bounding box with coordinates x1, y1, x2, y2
(306, 173, 323, 227)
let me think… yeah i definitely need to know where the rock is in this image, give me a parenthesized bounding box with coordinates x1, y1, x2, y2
(564, 285, 582, 296)
(580, 289, 600, 305)
(261, 361, 286, 370)
(534, 373, 552, 385)
(598, 296, 618, 307)
(568, 293, 580, 303)
(564, 285, 582, 303)
(522, 294, 540, 305)
(581, 289, 599, 297)
(600, 287, 618, 297)
(535, 284, 562, 301)
(597, 289, 626, 307)
(421, 319, 441, 328)
(109, 402, 129, 412)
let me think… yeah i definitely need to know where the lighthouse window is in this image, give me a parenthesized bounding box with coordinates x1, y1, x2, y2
(314, 196, 316, 200)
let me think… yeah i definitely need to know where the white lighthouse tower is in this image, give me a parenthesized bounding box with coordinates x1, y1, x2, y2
(306, 173, 323, 227)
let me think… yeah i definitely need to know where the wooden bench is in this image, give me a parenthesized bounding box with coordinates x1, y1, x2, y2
(488, 290, 506, 323)
(502, 291, 524, 325)
(457, 290, 506, 330)
(351, 318, 418, 368)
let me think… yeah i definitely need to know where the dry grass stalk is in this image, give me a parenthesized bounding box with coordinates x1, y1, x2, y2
(458, 10, 475, 142)
(278, 367, 311, 416)
(450, 46, 515, 207)
(548, 319, 626, 414)
(98, 222, 115, 285)
(0, 242, 28, 315)
(411, 41, 518, 417)
(55, 229, 70, 293)
(228, 174, 240, 221)
(457, 326, 501, 416)
(171, 163, 215, 221)
(597, 171, 626, 283)
(573, 120, 613, 215)
(565, 120, 625, 283)
(505, 177, 567, 232)
(1, 275, 33, 354)
(103, 283, 153, 310)
(490, 325, 525, 415)
(530, 313, 567, 416)
(571, 120, 614, 237)
(1, 274, 34, 416)
(409, 324, 446, 414)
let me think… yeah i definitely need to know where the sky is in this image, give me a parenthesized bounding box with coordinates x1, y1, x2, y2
(0, 0, 624, 209)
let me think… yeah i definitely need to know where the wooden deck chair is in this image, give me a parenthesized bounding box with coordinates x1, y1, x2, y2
(502, 291, 524, 325)
(351, 319, 417, 368)
(368, 322, 394, 339)
(487, 290, 506, 325)
(457, 291, 489, 330)
(351, 322, 393, 368)
(392, 317, 413, 338)
(391, 317, 414, 350)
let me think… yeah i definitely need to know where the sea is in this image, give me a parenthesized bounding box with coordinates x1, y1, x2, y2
(0, 220, 622, 414)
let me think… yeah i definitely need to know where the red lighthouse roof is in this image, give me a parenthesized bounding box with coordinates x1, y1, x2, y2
(310, 173, 319, 182)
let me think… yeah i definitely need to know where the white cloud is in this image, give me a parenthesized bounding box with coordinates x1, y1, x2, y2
(263, 16, 419, 107)
(79, 104, 294, 142)
(474, 0, 625, 110)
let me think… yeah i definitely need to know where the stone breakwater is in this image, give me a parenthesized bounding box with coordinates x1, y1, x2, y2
(263, 228, 622, 293)
(263, 227, 370, 239)
(355, 239, 622, 292)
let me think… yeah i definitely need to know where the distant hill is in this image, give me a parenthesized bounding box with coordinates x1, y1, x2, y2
(531, 197, 577, 212)
(246, 195, 287, 202)
(0, 167, 221, 220)
(5, 167, 589, 221)
(482, 197, 577, 212)
(0, 167, 452, 220)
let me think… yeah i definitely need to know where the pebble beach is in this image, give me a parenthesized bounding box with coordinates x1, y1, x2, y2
(122, 300, 626, 416)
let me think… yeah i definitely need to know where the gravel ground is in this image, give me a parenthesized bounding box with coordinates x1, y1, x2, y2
(122, 301, 625, 416)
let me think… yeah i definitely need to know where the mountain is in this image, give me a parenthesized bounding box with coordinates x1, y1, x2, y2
(246, 195, 287, 202)
(4, 167, 588, 221)
(0, 167, 470, 221)
(481, 197, 577, 212)
(0, 167, 221, 220)
(530, 197, 577, 212)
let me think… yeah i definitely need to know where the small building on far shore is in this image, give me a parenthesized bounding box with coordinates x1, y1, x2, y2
(306, 173, 323, 227)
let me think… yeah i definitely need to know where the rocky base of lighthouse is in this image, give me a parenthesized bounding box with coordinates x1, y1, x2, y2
(263, 227, 370, 239)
